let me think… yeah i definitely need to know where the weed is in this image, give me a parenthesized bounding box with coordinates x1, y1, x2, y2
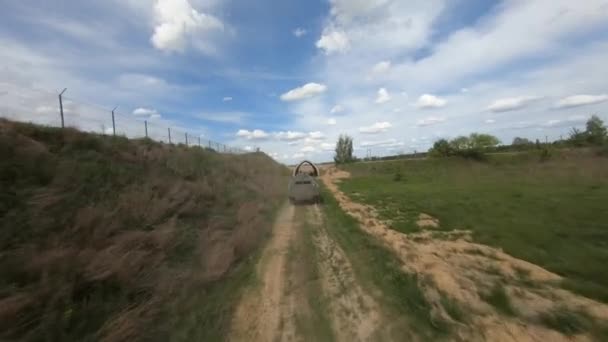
(480, 283, 516, 316)
(320, 187, 450, 339)
(340, 150, 608, 303)
(538, 307, 592, 336)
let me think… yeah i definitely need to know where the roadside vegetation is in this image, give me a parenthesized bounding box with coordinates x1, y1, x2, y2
(339, 146, 608, 303)
(319, 187, 451, 340)
(0, 119, 288, 341)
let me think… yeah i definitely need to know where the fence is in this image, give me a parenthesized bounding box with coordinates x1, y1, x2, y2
(0, 83, 247, 154)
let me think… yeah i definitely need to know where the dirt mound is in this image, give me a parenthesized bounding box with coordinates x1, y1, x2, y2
(0, 119, 288, 341)
(322, 166, 608, 341)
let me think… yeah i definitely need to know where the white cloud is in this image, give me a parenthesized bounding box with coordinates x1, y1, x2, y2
(375, 88, 391, 104)
(461, 88, 469, 93)
(308, 131, 325, 140)
(372, 61, 391, 74)
(316, 30, 349, 54)
(330, 105, 344, 114)
(417, 116, 446, 127)
(151, 0, 224, 53)
(275, 131, 325, 142)
(300, 146, 316, 153)
(416, 94, 447, 109)
(320, 142, 334, 151)
(236, 129, 269, 140)
(359, 121, 392, 134)
(555, 94, 608, 109)
(486, 96, 538, 112)
(485, 119, 496, 124)
(280, 83, 327, 101)
(327, 118, 337, 125)
(222, 96, 233, 102)
(293, 28, 307, 38)
(244, 146, 253, 151)
(292, 152, 306, 159)
(133, 107, 158, 116)
(275, 131, 307, 141)
(360, 138, 404, 148)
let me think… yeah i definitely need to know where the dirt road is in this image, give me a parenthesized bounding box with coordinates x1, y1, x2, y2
(229, 167, 608, 341)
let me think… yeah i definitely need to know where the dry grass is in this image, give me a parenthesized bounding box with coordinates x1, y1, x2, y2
(0, 119, 288, 341)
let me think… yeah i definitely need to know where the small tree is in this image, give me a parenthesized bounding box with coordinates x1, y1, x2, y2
(430, 139, 452, 157)
(512, 137, 532, 145)
(469, 133, 500, 149)
(585, 115, 607, 145)
(568, 127, 587, 147)
(334, 134, 354, 164)
(449, 136, 470, 151)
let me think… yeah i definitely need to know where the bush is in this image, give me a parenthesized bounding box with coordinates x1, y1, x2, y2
(539, 147, 552, 162)
(393, 172, 403, 182)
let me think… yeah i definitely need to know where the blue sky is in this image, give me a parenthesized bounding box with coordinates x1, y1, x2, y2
(1, 0, 608, 163)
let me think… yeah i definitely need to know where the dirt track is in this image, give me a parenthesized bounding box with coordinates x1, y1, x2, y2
(229, 167, 608, 341)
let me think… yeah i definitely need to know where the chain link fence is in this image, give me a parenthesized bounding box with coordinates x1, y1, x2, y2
(0, 83, 247, 154)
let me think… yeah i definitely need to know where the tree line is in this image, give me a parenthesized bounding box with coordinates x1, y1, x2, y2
(333, 115, 607, 164)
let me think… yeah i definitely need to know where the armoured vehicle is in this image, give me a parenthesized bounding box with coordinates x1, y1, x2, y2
(288, 160, 321, 204)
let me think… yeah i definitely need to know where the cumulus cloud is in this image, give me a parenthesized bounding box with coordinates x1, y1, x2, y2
(416, 94, 447, 109)
(375, 88, 391, 104)
(486, 96, 539, 112)
(280, 83, 327, 101)
(555, 94, 608, 109)
(275, 131, 307, 141)
(293, 28, 307, 37)
(275, 131, 325, 142)
(151, 0, 223, 53)
(133, 107, 161, 118)
(327, 118, 337, 125)
(222, 96, 232, 102)
(485, 119, 496, 124)
(320, 142, 334, 151)
(316, 30, 349, 54)
(372, 61, 391, 74)
(359, 121, 392, 134)
(330, 105, 344, 114)
(236, 129, 269, 140)
(417, 116, 446, 127)
(300, 146, 315, 153)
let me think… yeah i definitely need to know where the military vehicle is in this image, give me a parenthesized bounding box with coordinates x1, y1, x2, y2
(288, 160, 321, 204)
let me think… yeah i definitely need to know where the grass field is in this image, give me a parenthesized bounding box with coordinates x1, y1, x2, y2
(339, 149, 608, 303)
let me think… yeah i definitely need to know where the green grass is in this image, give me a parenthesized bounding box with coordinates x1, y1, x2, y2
(537, 305, 608, 340)
(480, 284, 516, 316)
(340, 150, 608, 302)
(319, 187, 451, 339)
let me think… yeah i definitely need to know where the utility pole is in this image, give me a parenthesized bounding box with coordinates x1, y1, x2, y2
(111, 106, 118, 136)
(58, 88, 67, 128)
(185, 132, 188, 146)
(144, 120, 148, 138)
(168, 128, 172, 144)
(198, 136, 201, 147)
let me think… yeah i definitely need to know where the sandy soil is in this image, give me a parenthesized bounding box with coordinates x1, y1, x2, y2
(229, 203, 297, 342)
(321, 166, 608, 342)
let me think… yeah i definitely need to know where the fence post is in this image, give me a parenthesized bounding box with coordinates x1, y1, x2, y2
(58, 88, 67, 128)
(144, 120, 148, 138)
(209, 140, 212, 149)
(185, 133, 188, 146)
(168, 128, 172, 144)
(198, 136, 201, 147)
(111, 106, 117, 136)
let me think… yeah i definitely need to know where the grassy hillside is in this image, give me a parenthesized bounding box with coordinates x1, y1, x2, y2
(339, 150, 608, 302)
(0, 119, 288, 341)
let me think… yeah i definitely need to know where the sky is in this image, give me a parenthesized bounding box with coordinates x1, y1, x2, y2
(1, 0, 608, 163)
